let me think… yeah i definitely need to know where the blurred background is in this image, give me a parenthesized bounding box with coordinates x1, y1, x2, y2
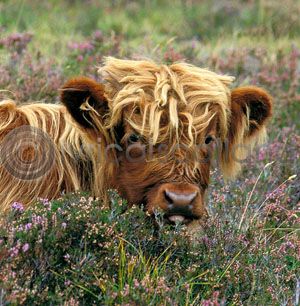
(1, 0, 299, 147)
(1, 0, 299, 102)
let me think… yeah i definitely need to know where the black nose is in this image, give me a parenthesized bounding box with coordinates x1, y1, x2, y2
(164, 190, 197, 207)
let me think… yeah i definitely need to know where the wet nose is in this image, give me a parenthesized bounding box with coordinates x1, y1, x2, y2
(164, 190, 197, 207)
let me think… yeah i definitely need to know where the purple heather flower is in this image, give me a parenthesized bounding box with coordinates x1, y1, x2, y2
(22, 243, 30, 253)
(41, 198, 50, 206)
(25, 223, 32, 231)
(0, 32, 32, 53)
(68, 41, 94, 53)
(78, 42, 94, 52)
(34, 215, 43, 224)
(9, 246, 19, 257)
(62, 222, 67, 229)
(93, 30, 103, 40)
(11, 202, 24, 212)
(77, 55, 84, 62)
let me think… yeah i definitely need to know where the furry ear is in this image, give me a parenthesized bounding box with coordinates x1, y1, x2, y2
(60, 77, 109, 140)
(231, 86, 273, 137)
(220, 86, 273, 178)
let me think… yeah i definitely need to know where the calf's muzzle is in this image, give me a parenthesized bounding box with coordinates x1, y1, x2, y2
(157, 183, 203, 224)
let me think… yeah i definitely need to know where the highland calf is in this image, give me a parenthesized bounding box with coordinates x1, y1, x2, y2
(0, 58, 272, 225)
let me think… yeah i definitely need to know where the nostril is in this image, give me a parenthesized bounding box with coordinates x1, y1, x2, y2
(164, 190, 174, 205)
(164, 190, 197, 206)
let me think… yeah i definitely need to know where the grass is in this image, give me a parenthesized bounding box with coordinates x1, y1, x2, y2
(0, 0, 299, 304)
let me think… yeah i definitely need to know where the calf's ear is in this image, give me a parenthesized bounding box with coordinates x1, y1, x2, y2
(60, 77, 109, 141)
(230, 86, 273, 137)
(220, 86, 273, 178)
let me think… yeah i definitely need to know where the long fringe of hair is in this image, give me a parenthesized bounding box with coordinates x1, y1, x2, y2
(99, 58, 266, 178)
(100, 57, 234, 144)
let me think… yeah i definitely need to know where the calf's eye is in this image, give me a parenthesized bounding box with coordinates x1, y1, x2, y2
(205, 135, 214, 144)
(128, 133, 141, 143)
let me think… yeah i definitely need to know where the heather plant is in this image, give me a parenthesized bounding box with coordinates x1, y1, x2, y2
(0, 32, 63, 103)
(0, 189, 299, 305)
(65, 30, 124, 78)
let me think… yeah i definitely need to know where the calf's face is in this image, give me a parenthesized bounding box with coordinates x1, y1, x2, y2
(61, 60, 272, 224)
(112, 111, 216, 224)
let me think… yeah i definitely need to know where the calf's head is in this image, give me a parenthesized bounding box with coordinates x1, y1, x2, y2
(61, 58, 272, 224)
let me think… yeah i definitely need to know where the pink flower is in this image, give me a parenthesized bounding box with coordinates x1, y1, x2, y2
(25, 223, 32, 231)
(9, 246, 20, 257)
(0, 32, 32, 53)
(77, 55, 84, 62)
(41, 198, 50, 206)
(12, 202, 24, 212)
(92, 30, 103, 41)
(68, 41, 94, 53)
(22, 243, 30, 253)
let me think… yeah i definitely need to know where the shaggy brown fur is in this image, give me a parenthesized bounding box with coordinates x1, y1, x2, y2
(0, 58, 273, 224)
(0, 100, 101, 212)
